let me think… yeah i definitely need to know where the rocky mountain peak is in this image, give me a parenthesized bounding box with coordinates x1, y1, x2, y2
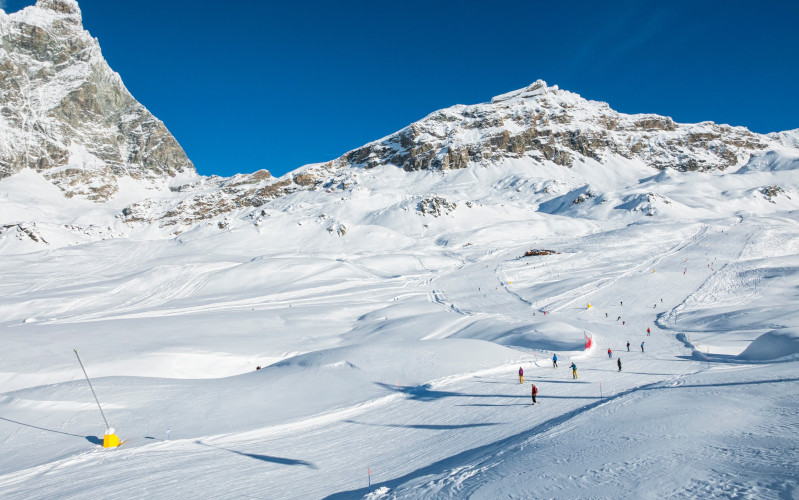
(0, 0, 194, 201)
(489, 79, 557, 103)
(330, 79, 770, 174)
(36, 0, 81, 16)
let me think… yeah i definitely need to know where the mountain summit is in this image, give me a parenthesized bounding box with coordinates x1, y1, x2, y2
(336, 80, 769, 173)
(0, 0, 195, 201)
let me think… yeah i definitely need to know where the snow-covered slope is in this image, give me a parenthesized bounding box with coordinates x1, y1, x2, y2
(2, 3, 799, 499)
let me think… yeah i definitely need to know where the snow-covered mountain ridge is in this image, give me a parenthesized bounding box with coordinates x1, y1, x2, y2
(2, 0, 799, 251)
(114, 83, 799, 234)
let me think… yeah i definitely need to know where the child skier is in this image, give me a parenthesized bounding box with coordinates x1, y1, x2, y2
(570, 362, 577, 379)
(519, 366, 524, 384)
(607, 348, 613, 358)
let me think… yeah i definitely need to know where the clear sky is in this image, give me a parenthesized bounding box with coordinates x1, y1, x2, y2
(5, 0, 799, 178)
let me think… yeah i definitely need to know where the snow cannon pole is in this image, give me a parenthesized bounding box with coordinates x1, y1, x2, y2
(74, 349, 120, 447)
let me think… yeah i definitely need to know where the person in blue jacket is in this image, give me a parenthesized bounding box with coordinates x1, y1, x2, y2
(570, 362, 577, 379)
(552, 353, 558, 368)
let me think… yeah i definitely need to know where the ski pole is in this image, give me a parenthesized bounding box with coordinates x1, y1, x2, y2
(74, 348, 110, 429)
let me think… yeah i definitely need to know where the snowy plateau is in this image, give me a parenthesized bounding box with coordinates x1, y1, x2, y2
(2, 1, 799, 499)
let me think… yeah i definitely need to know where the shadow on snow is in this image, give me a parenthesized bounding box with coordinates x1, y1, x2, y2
(344, 420, 502, 431)
(196, 442, 317, 469)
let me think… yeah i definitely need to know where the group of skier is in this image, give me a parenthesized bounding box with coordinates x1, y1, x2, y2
(520, 323, 653, 404)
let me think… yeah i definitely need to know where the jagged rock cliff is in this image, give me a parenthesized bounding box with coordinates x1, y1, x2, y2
(0, 0, 194, 201)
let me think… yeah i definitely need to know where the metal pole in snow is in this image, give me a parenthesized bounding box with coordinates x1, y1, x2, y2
(368, 468, 371, 493)
(600, 381, 603, 403)
(73, 348, 110, 429)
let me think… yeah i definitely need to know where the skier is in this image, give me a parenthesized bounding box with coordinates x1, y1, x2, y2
(607, 347, 613, 358)
(518, 366, 524, 384)
(531, 384, 538, 404)
(617, 358, 622, 372)
(620, 301, 623, 306)
(570, 362, 578, 379)
(626, 341, 630, 352)
(256, 365, 262, 370)
(617, 316, 621, 321)
(641, 341, 645, 353)
(647, 327, 651, 336)
(552, 353, 558, 368)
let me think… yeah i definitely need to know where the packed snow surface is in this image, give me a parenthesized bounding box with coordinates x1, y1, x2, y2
(2, 182, 799, 498)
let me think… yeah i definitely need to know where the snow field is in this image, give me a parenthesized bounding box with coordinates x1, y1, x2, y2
(2, 155, 799, 497)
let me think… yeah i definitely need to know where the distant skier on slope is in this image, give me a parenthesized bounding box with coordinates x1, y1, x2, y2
(641, 341, 645, 352)
(552, 354, 558, 368)
(607, 348, 613, 358)
(626, 341, 630, 351)
(570, 362, 578, 379)
(531, 384, 538, 404)
(647, 327, 651, 336)
(617, 358, 622, 372)
(519, 366, 524, 384)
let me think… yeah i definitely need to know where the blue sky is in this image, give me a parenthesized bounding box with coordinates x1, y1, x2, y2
(6, 0, 799, 177)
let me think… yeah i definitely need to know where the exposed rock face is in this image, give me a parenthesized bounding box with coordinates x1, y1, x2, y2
(417, 196, 456, 217)
(0, 0, 194, 201)
(334, 80, 769, 173)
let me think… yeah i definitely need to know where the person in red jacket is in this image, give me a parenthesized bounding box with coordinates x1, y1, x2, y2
(518, 366, 524, 384)
(531, 384, 538, 404)
(647, 327, 651, 336)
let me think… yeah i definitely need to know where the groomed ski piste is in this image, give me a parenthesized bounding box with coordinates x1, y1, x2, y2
(2, 158, 799, 499)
